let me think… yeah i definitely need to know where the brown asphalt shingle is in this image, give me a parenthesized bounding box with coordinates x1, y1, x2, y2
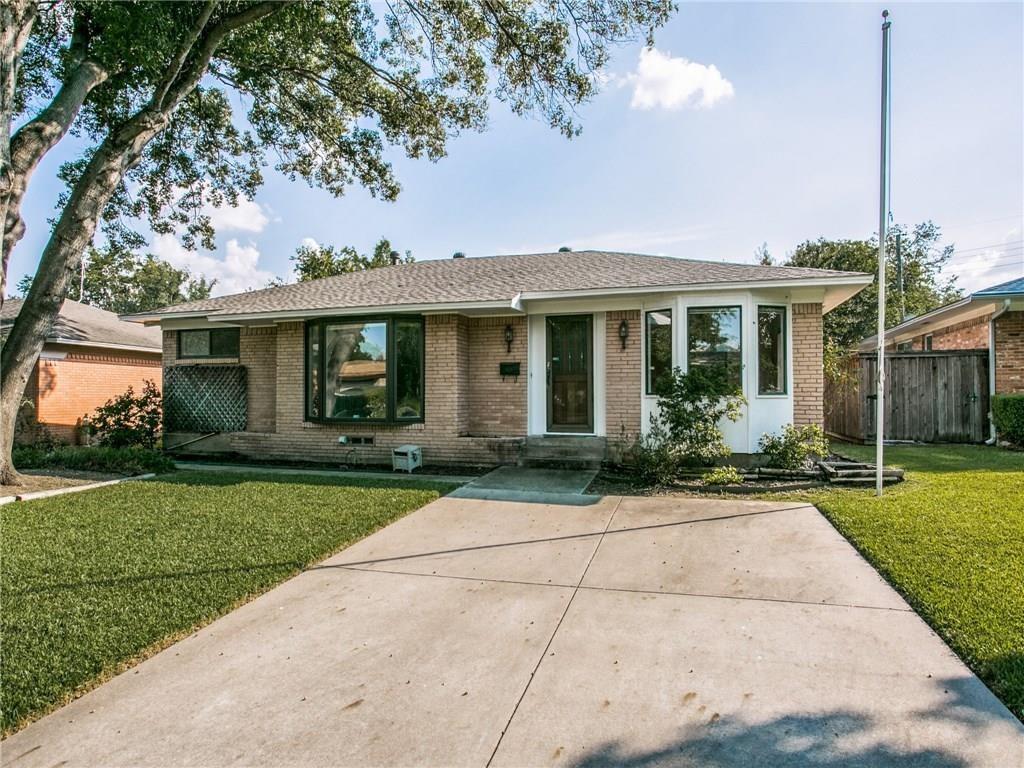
(1, 298, 162, 350)
(139, 250, 869, 318)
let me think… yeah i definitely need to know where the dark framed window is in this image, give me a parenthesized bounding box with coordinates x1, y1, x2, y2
(304, 315, 424, 423)
(924, 334, 934, 351)
(896, 341, 913, 352)
(645, 309, 673, 395)
(178, 328, 240, 358)
(686, 306, 742, 391)
(757, 306, 787, 395)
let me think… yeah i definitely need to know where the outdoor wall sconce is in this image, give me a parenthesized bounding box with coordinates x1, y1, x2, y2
(618, 319, 629, 350)
(504, 324, 514, 354)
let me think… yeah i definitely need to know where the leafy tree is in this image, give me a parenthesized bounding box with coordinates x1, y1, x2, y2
(754, 241, 772, 266)
(0, 0, 672, 483)
(786, 221, 962, 353)
(16, 244, 213, 313)
(277, 236, 412, 284)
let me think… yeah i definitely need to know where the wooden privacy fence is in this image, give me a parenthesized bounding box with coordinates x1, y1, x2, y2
(825, 351, 990, 443)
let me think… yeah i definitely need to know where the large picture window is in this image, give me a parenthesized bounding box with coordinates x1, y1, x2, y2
(178, 328, 239, 358)
(757, 306, 787, 395)
(686, 306, 742, 391)
(645, 309, 673, 395)
(305, 316, 424, 423)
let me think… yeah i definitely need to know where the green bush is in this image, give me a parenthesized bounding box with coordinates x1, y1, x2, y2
(12, 446, 175, 476)
(88, 380, 162, 449)
(759, 424, 830, 469)
(992, 394, 1024, 446)
(702, 466, 744, 486)
(628, 364, 746, 484)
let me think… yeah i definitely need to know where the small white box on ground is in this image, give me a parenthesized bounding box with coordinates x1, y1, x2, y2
(392, 444, 422, 473)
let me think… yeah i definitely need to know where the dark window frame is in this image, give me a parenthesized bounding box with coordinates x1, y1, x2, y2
(756, 305, 788, 397)
(644, 308, 673, 395)
(177, 328, 240, 359)
(685, 305, 744, 392)
(304, 315, 425, 425)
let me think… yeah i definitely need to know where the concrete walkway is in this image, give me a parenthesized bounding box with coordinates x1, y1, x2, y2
(3, 495, 1021, 767)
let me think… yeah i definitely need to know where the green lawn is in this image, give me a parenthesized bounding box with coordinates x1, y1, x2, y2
(0, 471, 453, 735)
(810, 443, 1024, 720)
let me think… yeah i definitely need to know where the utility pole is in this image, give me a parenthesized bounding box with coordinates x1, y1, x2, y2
(876, 10, 892, 497)
(895, 232, 904, 320)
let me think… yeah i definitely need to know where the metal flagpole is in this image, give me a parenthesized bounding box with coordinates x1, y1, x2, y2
(876, 10, 892, 496)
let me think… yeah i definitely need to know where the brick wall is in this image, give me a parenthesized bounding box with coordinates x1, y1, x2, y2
(892, 316, 989, 351)
(792, 303, 824, 427)
(994, 310, 1024, 394)
(605, 310, 642, 457)
(19, 345, 162, 444)
(241, 327, 277, 432)
(167, 315, 525, 467)
(467, 316, 528, 436)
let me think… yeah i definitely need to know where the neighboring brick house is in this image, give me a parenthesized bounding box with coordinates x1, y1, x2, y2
(2, 299, 162, 444)
(860, 277, 1024, 396)
(126, 251, 871, 467)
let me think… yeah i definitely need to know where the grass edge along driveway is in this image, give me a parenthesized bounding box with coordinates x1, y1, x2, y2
(807, 443, 1024, 722)
(1, 470, 454, 736)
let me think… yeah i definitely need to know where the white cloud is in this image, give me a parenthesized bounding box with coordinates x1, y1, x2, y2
(625, 48, 734, 111)
(203, 196, 269, 234)
(299, 236, 320, 249)
(151, 234, 274, 296)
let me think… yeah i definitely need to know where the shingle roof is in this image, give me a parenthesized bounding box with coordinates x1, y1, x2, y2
(1, 298, 162, 350)
(139, 250, 869, 319)
(973, 276, 1024, 297)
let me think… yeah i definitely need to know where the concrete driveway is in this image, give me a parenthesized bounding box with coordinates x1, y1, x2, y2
(4, 494, 1022, 767)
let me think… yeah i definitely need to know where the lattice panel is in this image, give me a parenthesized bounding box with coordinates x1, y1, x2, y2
(164, 365, 247, 433)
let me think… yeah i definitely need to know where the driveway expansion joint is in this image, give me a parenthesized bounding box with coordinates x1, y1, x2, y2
(485, 496, 623, 767)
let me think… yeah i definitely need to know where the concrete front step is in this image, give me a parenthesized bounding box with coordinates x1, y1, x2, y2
(520, 436, 607, 469)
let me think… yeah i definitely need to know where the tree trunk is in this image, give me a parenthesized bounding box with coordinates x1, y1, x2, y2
(2, 58, 110, 299)
(0, 0, 37, 309)
(0, 1, 283, 484)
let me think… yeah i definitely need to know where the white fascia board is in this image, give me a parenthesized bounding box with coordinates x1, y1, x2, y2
(217, 300, 517, 323)
(515, 275, 872, 303)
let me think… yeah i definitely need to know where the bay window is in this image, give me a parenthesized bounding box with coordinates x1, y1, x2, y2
(645, 309, 673, 394)
(304, 316, 424, 423)
(757, 306, 787, 395)
(686, 306, 742, 391)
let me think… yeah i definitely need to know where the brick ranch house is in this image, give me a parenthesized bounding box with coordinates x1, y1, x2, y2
(126, 251, 871, 467)
(1, 299, 162, 444)
(859, 277, 1024, 397)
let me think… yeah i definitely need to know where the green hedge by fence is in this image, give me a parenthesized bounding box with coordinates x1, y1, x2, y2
(992, 394, 1024, 446)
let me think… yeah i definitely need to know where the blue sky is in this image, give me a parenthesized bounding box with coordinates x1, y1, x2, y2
(10, 2, 1023, 297)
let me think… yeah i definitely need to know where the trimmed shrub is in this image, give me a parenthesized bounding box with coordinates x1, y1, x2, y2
(759, 424, 830, 469)
(89, 380, 162, 449)
(629, 364, 746, 484)
(702, 466, 744, 486)
(992, 394, 1024, 446)
(12, 446, 175, 476)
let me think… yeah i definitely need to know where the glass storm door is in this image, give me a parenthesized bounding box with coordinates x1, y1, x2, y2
(546, 315, 593, 432)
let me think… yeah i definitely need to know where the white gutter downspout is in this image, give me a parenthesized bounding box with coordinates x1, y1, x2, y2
(986, 299, 1011, 444)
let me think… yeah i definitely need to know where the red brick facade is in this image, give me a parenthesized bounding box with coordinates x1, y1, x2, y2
(17, 344, 162, 444)
(893, 316, 989, 351)
(994, 310, 1024, 394)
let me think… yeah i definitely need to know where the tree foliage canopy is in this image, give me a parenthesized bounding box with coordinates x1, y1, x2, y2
(281, 236, 413, 284)
(16, 244, 213, 314)
(786, 221, 962, 352)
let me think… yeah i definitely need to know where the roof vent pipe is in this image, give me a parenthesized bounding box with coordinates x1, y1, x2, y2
(452, 251, 465, 259)
(389, 250, 400, 265)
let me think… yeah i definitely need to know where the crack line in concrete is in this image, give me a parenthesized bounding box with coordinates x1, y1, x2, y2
(315, 503, 814, 570)
(335, 563, 912, 614)
(484, 496, 623, 767)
